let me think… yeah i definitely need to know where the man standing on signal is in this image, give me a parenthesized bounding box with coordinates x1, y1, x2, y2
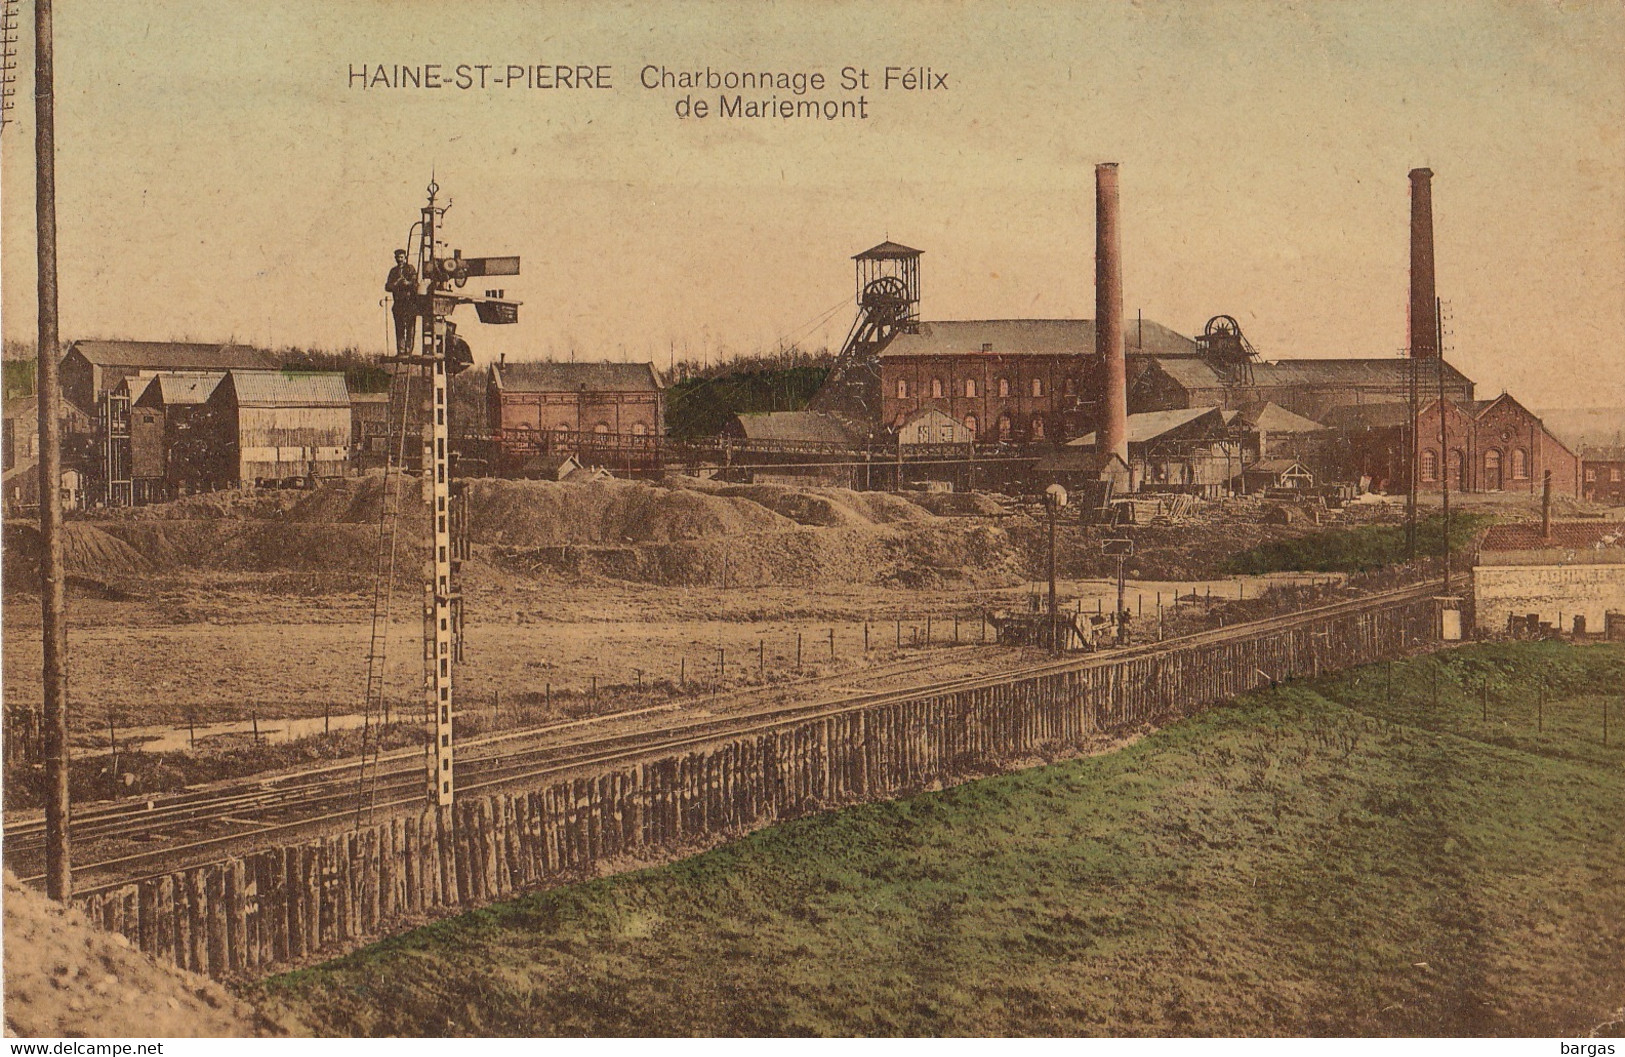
(385, 249, 420, 355)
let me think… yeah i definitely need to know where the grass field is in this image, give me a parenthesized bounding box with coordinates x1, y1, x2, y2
(1220, 512, 1494, 574)
(261, 641, 1625, 1037)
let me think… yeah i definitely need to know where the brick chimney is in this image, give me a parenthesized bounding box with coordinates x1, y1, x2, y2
(1096, 163, 1128, 462)
(1408, 168, 1438, 359)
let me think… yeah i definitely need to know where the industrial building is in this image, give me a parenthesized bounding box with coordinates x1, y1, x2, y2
(1581, 446, 1625, 504)
(59, 340, 278, 414)
(487, 358, 664, 471)
(1474, 521, 1625, 635)
(878, 318, 1194, 443)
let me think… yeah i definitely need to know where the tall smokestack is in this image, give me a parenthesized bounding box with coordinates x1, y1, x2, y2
(1408, 168, 1437, 359)
(1096, 163, 1128, 462)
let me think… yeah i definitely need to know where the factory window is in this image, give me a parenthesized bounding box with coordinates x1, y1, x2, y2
(594, 422, 610, 435)
(917, 425, 930, 443)
(997, 377, 1010, 398)
(996, 413, 1013, 439)
(897, 379, 909, 400)
(1031, 378, 1043, 398)
(1483, 448, 1502, 490)
(631, 421, 648, 436)
(1511, 448, 1529, 479)
(963, 414, 978, 437)
(964, 378, 978, 398)
(931, 377, 944, 399)
(1449, 450, 1466, 488)
(1613, 468, 1623, 483)
(1585, 468, 1596, 482)
(1420, 448, 1439, 482)
(1030, 416, 1046, 440)
(1063, 377, 1077, 397)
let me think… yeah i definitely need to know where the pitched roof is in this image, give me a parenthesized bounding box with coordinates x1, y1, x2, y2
(1238, 401, 1326, 433)
(853, 241, 923, 260)
(66, 340, 278, 371)
(1069, 406, 1226, 447)
(225, 370, 350, 407)
(1250, 357, 1472, 388)
(1580, 446, 1625, 462)
(732, 410, 859, 445)
(882, 319, 1196, 359)
(1248, 458, 1313, 474)
(1032, 449, 1130, 474)
(492, 360, 661, 393)
(1135, 356, 1225, 389)
(1480, 523, 1625, 552)
(132, 372, 225, 406)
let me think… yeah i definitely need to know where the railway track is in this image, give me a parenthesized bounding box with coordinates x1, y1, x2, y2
(6, 583, 1434, 893)
(2, 646, 1011, 887)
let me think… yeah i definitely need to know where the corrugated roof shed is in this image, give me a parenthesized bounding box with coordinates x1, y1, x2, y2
(492, 360, 661, 393)
(1137, 357, 1224, 389)
(1239, 402, 1327, 433)
(1251, 358, 1472, 388)
(133, 372, 225, 406)
(226, 370, 350, 407)
(1070, 406, 1225, 447)
(67, 341, 277, 371)
(1480, 523, 1625, 552)
(733, 411, 859, 445)
(882, 319, 1196, 359)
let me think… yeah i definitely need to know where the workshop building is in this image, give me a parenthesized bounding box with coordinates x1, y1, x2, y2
(1474, 522, 1625, 635)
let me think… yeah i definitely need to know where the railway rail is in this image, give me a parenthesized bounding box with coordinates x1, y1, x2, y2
(2, 646, 1010, 887)
(7, 581, 1438, 896)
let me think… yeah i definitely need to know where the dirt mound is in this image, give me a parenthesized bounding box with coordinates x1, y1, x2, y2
(2, 872, 275, 1038)
(4, 523, 152, 587)
(465, 477, 795, 546)
(897, 491, 1007, 517)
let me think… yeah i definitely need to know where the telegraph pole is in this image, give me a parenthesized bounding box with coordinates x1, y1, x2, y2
(1436, 298, 1450, 594)
(35, 0, 71, 901)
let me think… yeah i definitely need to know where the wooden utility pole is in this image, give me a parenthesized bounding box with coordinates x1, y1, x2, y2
(1437, 299, 1450, 593)
(35, 0, 72, 902)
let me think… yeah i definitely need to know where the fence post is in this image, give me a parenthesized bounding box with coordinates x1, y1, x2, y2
(829, 628, 835, 660)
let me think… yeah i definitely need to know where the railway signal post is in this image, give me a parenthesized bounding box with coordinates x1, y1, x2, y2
(386, 181, 521, 808)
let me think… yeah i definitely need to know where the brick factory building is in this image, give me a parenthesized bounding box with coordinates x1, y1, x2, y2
(487, 359, 664, 470)
(1581, 446, 1625, 504)
(878, 319, 1195, 443)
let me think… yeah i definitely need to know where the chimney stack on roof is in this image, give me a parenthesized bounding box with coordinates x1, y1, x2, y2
(1408, 168, 1438, 359)
(1096, 163, 1128, 462)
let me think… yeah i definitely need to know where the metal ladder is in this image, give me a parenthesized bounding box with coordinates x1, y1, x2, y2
(355, 364, 416, 825)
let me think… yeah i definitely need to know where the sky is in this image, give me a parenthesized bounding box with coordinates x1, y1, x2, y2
(2, 0, 1623, 408)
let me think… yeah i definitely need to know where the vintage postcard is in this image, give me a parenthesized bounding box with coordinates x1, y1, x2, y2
(2, 0, 1622, 1041)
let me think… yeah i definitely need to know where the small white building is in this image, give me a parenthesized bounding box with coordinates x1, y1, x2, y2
(1474, 522, 1625, 634)
(897, 408, 974, 448)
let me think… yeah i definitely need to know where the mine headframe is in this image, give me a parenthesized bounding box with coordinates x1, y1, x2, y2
(1194, 314, 1259, 387)
(809, 240, 922, 426)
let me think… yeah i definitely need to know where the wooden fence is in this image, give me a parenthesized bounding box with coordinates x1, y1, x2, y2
(73, 589, 1435, 979)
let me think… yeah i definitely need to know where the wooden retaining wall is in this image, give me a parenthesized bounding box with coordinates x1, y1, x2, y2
(73, 591, 1434, 979)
